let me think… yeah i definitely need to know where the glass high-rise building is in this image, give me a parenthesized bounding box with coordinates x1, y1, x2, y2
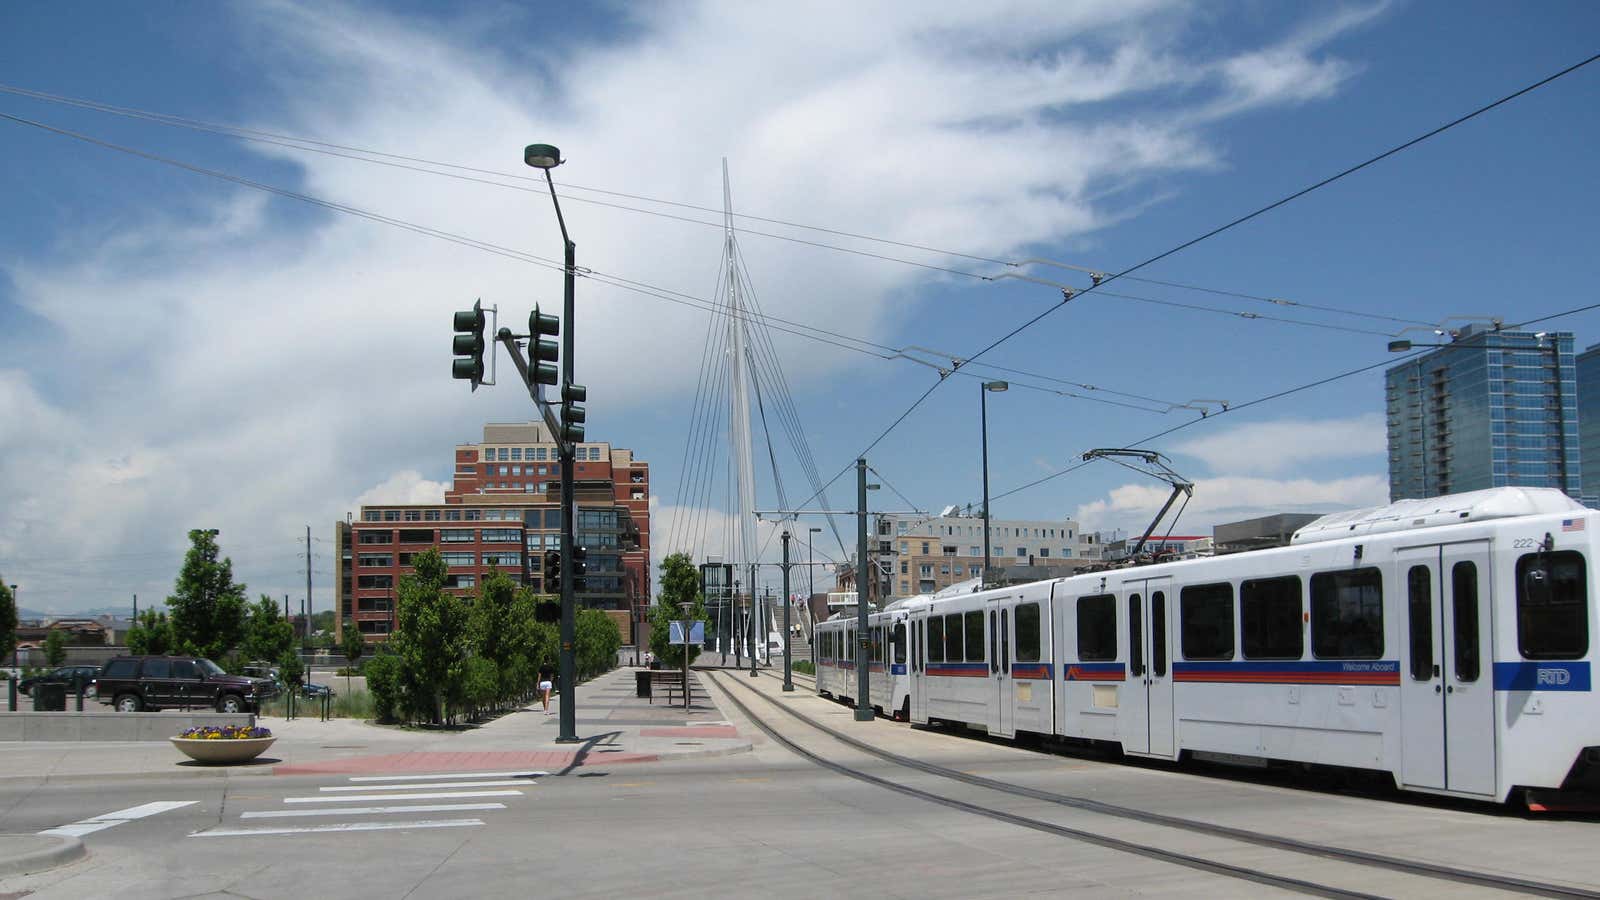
(1577, 343, 1600, 507)
(1385, 324, 1579, 501)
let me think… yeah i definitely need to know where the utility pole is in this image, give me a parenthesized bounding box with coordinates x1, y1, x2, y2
(748, 563, 758, 678)
(781, 529, 794, 691)
(854, 458, 872, 721)
(305, 525, 313, 648)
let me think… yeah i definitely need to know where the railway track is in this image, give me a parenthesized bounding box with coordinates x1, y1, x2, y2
(713, 669, 1598, 899)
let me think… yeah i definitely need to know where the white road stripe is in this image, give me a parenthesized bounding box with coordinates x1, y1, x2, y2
(347, 770, 548, 783)
(285, 789, 523, 804)
(39, 800, 198, 837)
(242, 802, 506, 819)
(319, 779, 533, 792)
(192, 818, 483, 837)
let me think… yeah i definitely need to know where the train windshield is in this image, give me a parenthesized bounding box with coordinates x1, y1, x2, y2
(1516, 550, 1589, 660)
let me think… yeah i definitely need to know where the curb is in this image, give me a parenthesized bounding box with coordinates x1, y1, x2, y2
(0, 834, 86, 879)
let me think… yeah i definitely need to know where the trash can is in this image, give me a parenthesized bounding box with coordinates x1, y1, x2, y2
(635, 670, 652, 698)
(33, 682, 67, 712)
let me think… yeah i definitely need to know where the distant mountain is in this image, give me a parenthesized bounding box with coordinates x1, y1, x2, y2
(17, 605, 136, 621)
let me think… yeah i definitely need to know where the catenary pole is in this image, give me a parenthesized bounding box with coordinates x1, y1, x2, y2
(781, 529, 794, 691)
(854, 458, 872, 721)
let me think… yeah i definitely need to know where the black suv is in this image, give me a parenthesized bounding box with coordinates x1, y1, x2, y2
(94, 656, 277, 713)
(19, 665, 101, 698)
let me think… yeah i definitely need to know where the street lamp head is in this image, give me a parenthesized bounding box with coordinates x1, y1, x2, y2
(524, 144, 563, 169)
(809, 527, 822, 533)
(984, 381, 1009, 392)
(1388, 340, 1413, 353)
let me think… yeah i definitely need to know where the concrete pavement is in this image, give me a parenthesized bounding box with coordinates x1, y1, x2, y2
(0, 665, 749, 876)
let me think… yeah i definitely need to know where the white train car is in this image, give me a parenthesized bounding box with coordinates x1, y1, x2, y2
(815, 600, 917, 719)
(907, 487, 1600, 804)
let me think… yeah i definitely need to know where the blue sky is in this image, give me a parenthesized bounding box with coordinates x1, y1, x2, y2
(1, 1, 1596, 613)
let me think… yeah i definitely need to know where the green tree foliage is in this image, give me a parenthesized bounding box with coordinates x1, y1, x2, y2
(240, 595, 294, 665)
(463, 656, 498, 719)
(43, 628, 67, 667)
(650, 552, 706, 669)
(166, 529, 248, 660)
(389, 548, 470, 724)
(469, 568, 519, 705)
(576, 609, 623, 679)
(278, 650, 304, 688)
(126, 609, 176, 656)
(341, 620, 365, 697)
(0, 581, 16, 666)
(363, 651, 401, 723)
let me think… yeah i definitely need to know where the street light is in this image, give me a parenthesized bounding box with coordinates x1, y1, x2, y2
(526, 142, 582, 744)
(980, 381, 1008, 588)
(808, 527, 821, 643)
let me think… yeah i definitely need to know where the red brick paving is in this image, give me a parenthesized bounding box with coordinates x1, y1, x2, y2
(638, 726, 739, 739)
(273, 749, 657, 776)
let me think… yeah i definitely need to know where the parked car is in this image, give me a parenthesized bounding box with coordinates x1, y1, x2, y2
(19, 665, 101, 698)
(94, 655, 277, 713)
(299, 680, 334, 700)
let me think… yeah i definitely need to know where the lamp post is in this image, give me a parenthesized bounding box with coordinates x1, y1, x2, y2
(980, 381, 1008, 587)
(808, 527, 821, 647)
(525, 142, 581, 744)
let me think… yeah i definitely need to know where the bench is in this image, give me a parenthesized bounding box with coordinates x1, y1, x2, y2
(647, 670, 695, 705)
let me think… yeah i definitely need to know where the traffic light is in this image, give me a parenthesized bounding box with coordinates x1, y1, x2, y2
(560, 382, 587, 444)
(543, 549, 561, 583)
(451, 300, 486, 389)
(530, 305, 559, 387)
(535, 602, 560, 624)
(570, 546, 588, 593)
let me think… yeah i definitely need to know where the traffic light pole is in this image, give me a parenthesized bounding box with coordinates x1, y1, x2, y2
(555, 214, 580, 745)
(855, 458, 872, 721)
(781, 529, 794, 692)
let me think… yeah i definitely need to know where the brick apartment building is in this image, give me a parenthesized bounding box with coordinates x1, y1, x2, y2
(334, 422, 649, 644)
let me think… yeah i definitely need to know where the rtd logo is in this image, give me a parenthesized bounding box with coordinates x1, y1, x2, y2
(1537, 668, 1572, 686)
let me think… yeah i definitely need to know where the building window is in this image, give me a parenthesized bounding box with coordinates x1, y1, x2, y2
(362, 510, 381, 522)
(1016, 547, 1028, 558)
(1039, 548, 1049, 558)
(498, 466, 508, 476)
(358, 531, 392, 545)
(383, 510, 400, 522)
(481, 529, 520, 543)
(483, 552, 523, 568)
(510, 448, 522, 461)
(403, 510, 420, 521)
(445, 574, 477, 589)
(424, 510, 440, 521)
(397, 529, 433, 543)
(921, 542, 929, 554)
(919, 564, 932, 576)
(465, 510, 481, 521)
(631, 489, 645, 499)
(358, 554, 393, 567)
(445, 510, 462, 521)
(441, 529, 474, 543)
(511, 466, 521, 476)
(357, 575, 393, 589)
(439, 552, 475, 567)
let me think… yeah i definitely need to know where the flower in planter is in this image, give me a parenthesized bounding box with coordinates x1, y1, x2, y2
(178, 724, 273, 740)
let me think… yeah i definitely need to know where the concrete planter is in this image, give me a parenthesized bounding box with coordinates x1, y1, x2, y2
(170, 736, 276, 764)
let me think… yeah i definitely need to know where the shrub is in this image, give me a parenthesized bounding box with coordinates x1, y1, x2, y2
(792, 660, 815, 675)
(575, 609, 621, 680)
(363, 653, 402, 723)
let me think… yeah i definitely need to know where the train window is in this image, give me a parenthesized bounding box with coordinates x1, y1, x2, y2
(1077, 594, 1117, 662)
(1407, 566, 1433, 681)
(1516, 551, 1588, 660)
(1241, 576, 1303, 660)
(965, 611, 985, 663)
(1015, 603, 1041, 663)
(1152, 591, 1167, 676)
(893, 623, 907, 665)
(1451, 562, 1480, 682)
(928, 616, 945, 663)
(945, 614, 965, 663)
(1181, 583, 1235, 660)
(1128, 595, 1144, 676)
(1310, 567, 1383, 660)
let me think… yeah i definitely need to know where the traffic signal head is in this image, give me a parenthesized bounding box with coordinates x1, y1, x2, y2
(560, 383, 587, 443)
(452, 300, 486, 389)
(570, 546, 588, 593)
(543, 549, 561, 581)
(530, 305, 559, 386)
(535, 602, 560, 624)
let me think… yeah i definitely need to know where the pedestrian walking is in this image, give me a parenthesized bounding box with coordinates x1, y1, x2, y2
(538, 663, 555, 714)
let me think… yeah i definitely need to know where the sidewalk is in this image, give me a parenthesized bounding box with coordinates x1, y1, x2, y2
(0, 666, 750, 783)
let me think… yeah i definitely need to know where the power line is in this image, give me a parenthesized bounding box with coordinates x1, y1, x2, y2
(791, 49, 1600, 512)
(0, 81, 1449, 333)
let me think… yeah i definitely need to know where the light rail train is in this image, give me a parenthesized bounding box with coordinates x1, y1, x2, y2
(817, 487, 1600, 804)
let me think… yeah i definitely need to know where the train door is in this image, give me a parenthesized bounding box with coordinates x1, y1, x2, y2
(909, 613, 928, 723)
(986, 599, 1013, 738)
(1121, 577, 1174, 758)
(1397, 542, 1496, 796)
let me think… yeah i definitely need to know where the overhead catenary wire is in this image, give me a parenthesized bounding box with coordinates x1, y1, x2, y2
(0, 81, 1441, 333)
(788, 49, 1600, 514)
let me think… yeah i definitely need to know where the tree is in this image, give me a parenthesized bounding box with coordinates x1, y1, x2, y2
(341, 620, 365, 697)
(649, 552, 707, 669)
(388, 548, 470, 724)
(44, 628, 67, 667)
(469, 568, 519, 708)
(575, 609, 622, 679)
(166, 529, 248, 660)
(126, 609, 176, 656)
(0, 581, 17, 670)
(278, 650, 304, 689)
(240, 595, 294, 665)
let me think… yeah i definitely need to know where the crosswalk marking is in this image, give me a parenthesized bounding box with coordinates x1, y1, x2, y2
(193, 818, 483, 837)
(241, 803, 506, 819)
(41, 800, 198, 837)
(347, 770, 548, 782)
(285, 789, 523, 804)
(319, 779, 535, 792)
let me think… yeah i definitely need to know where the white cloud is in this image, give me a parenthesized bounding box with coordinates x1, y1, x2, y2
(2, 3, 1381, 611)
(1074, 473, 1389, 534)
(1172, 413, 1387, 476)
(352, 471, 449, 508)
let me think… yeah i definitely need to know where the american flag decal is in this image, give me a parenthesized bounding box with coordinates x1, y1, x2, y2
(1563, 518, 1586, 532)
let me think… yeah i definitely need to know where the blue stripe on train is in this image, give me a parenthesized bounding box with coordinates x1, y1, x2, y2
(1492, 661, 1591, 691)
